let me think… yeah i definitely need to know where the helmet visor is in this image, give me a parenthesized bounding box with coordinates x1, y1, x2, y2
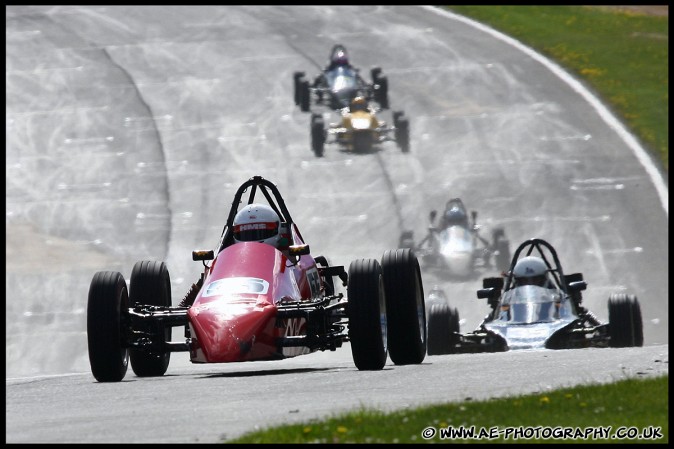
(234, 222, 278, 242)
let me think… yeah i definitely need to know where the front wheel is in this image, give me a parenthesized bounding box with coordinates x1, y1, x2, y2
(311, 115, 325, 157)
(87, 271, 130, 382)
(129, 260, 172, 377)
(381, 248, 426, 365)
(348, 258, 387, 370)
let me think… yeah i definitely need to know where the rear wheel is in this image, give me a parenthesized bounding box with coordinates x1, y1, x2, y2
(494, 237, 511, 273)
(426, 302, 459, 355)
(399, 230, 414, 249)
(348, 258, 387, 370)
(393, 111, 404, 128)
(396, 117, 410, 153)
(87, 271, 130, 382)
(299, 80, 310, 112)
(381, 248, 426, 365)
(311, 115, 325, 157)
(293, 71, 305, 106)
(608, 294, 644, 347)
(129, 260, 172, 377)
(314, 255, 335, 296)
(375, 76, 389, 109)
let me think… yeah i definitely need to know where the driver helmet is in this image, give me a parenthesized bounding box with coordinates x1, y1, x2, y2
(331, 47, 349, 66)
(444, 207, 467, 226)
(513, 256, 548, 287)
(350, 96, 368, 112)
(232, 203, 280, 247)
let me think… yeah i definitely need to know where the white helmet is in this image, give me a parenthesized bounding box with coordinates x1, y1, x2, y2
(513, 256, 547, 287)
(232, 204, 280, 247)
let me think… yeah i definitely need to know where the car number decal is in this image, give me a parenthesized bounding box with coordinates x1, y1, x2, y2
(203, 277, 269, 297)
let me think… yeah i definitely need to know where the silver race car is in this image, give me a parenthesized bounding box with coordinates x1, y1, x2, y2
(427, 238, 644, 354)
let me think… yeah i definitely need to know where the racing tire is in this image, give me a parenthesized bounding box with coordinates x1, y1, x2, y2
(129, 260, 172, 377)
(381, 248, 426, 365)
(314, 255, 335, 296)
(293, 71, 305, 106)
(87, 271, 130, 382)
(299, 79, 310, 112)
(427, 302, 459, 355)
(392, 110, 404, 129)
(311, 116, 325, 157)
(347, 258, 387, 370)
(375, 76, 389, 109)
(494, 237, 511, 273)
(370, 67, 382, 83)
(399, 230, 414, 249)
(608, 294, 643, 348)
(492, 227, 505, 244)
(396, 117, 410, 153)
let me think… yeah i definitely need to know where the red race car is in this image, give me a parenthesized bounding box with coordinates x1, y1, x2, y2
(87, 175, 426, 382)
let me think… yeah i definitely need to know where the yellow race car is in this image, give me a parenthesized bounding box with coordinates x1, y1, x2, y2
(310, 97, 409, 157)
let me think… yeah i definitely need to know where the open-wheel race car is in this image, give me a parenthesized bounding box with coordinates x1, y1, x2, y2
(309, 97, 409, 157)
(294, 44, 389, 112)
(399, 198, 510, 279)
(87, 176, 426, 382)
(426, 238, 644, 355)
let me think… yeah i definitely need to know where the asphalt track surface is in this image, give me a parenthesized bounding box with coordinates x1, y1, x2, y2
(5, 5, 669, 443)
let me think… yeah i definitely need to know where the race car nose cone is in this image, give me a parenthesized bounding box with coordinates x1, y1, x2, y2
(188, 301, 277, 363)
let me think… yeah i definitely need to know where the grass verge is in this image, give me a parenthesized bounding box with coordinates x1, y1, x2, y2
(226, 375, 667, 443)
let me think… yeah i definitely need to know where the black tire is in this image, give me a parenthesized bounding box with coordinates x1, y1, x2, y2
(396, 117, 410, 153)
(399, 230, 414, 249)
(427, 302, 457, 355)
(348, 258, 387, 370)
(370, 67, 382, 83)
(608, 293, 644, 347)
(375, 76, 389, 109)
(87, 271, 130, 382)
(314, 255, 335, 296)
(311, 116, 325, 157)
(492, 227, 505, 244)
(299, 80, 310, 112)
(129, 260, 172, 377)
(293, 71, 305, 106)
(494, 238, 511, 273)
(381, 248, 426, 365)
(392, 110, 404, 129)
(352, 131, 373, 153)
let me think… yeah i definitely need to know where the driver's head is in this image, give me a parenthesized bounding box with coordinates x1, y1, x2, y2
(513, 256, 548, 287)
(233, 203, 280, 248)
(444, 207, 466, 226)
(331, 47, 349, 66)
(350, 96, 367, 112)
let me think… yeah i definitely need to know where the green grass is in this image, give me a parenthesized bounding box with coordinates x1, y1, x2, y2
(226, 375, 668, 443)
(445, 6, 668, 173)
